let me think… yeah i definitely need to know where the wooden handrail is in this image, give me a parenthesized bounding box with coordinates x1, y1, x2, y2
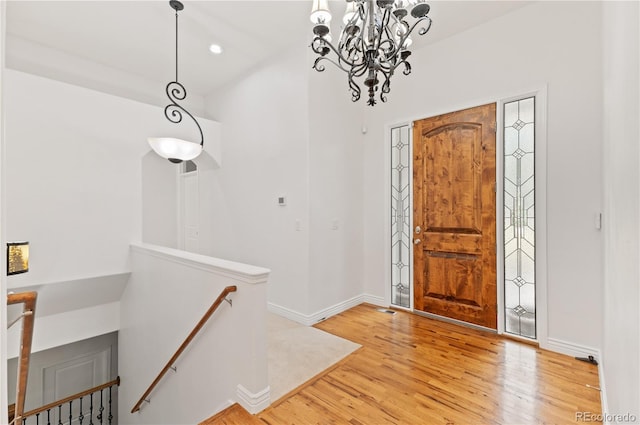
(21, 377, 120, 419)
(7, 291, 37, 425)
(131, 285, 237, 413)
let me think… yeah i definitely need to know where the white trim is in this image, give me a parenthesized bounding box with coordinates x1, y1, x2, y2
(533, 86, 549, 348)
(0, 4, 8, 422)
(598, 362, 610, 425)
(497, 86, 549, 346)
(383, 123, 392, 308)
(268, 294, 368, 326)
(363, 293, 386, 307)
(385, 121, 414, 310)
(496, 101, 505, 335)
(236, 384, 270, 414)
(544, 337, 601, 360)
(130, 242, 270, 284)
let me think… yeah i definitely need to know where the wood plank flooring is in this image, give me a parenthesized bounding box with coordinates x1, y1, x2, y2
(200, 403, 264, 425)
(257, 304, 601, 425)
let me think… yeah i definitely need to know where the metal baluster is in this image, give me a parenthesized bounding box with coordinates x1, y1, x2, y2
(107, 386, 113, 425)
(46, 409, 51, 425)
(89, 393, 94, 425)
(97, 390, 104, 425)
(36, 412, 40, 425)
(57, 405, 62, 425)
(22, 417, 26, 425)
(79, 397, 84, 425)
(68, 401, 72, 425)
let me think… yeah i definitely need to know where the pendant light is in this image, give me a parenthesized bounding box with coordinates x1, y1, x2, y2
(148, 0, 203, 164)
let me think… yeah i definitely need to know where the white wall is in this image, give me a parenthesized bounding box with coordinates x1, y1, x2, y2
(3, 69, 221, 356)
(6, 34, 207, 118)
(602, 0, 640, 419)
(362, 1, 604, 353)
(142, 152, 179, 248)
(4, 69, 220, 289)
(204, 44, 371, 321)
(4, 69, 145, 286)
(204, 46, 312, 317)
(119, 243, 270, 423)
(307, 61, 366, 313)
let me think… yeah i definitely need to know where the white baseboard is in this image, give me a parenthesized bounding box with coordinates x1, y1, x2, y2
(543, 337, 601, 360)
(269, 293, 381, 326)
(363, 293, 387, 307)
(598, 362, 610, 425)
(236, 384, 270, 414)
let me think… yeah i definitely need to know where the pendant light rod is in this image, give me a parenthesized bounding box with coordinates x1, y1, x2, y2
(170, 0, 183, 81)
(175, 9, 178, 81)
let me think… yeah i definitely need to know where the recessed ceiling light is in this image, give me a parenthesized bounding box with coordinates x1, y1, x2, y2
(209, 44, 223, 55)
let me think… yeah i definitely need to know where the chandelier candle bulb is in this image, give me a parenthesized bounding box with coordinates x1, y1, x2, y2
(310, 0, 432, 106)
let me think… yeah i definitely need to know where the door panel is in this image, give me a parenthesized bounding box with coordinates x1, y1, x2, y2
(413, 103, 497, 328)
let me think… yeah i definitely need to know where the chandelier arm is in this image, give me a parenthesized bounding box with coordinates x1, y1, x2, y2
(164, 81, 204, 147)
(402, 60, 412, 76)
(313, 56, 357, 75)
(312, 36, 361, 69)
(347, 72, 362, 102)
(376, 6, 393, 51)
(350, 61, 370, 78)
(379, 73, 391, 103)
(378, 39, 398, 61)
(386, 54, 412, 76)
(400, 15, 432, 45)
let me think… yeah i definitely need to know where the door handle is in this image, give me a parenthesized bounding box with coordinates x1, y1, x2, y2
(414, 238, 422, 245)
(415, 226, 421, 234)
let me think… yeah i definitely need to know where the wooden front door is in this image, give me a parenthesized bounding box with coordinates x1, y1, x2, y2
(413, 103, 497, 329)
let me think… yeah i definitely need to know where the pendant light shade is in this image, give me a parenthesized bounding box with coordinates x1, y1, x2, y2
(148, 137, 203, 163)
(149, 0, 204, 164)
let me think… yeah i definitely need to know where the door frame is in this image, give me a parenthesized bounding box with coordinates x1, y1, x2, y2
(384, 86, 548, 341)
(177, 162, 200, 252)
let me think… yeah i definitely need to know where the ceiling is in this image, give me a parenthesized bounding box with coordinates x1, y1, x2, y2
(5, 1, 531, 100)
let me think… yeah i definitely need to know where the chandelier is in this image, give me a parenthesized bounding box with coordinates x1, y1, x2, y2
(148, 0, 204, 164)
(310, 0, 432, 106)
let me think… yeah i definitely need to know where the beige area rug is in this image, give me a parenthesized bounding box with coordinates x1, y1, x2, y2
(267, 313, 361, 402)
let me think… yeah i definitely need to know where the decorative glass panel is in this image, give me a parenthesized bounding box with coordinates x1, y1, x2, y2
(504, 97, 536, 338)
(391, 125, 411, 308)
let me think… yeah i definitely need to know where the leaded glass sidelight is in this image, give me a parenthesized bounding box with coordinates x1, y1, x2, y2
(504, 97, 536, 338)
(391, 124, 411, 308)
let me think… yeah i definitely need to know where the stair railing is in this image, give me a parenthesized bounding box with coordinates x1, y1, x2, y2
(15, 377, 120, 425)
(7, 291, 37, 425)
(131, 285, 237, 413)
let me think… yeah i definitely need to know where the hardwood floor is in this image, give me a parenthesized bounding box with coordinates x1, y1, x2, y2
(200, 403, 264, 425)
(257, 304, 601, 425)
